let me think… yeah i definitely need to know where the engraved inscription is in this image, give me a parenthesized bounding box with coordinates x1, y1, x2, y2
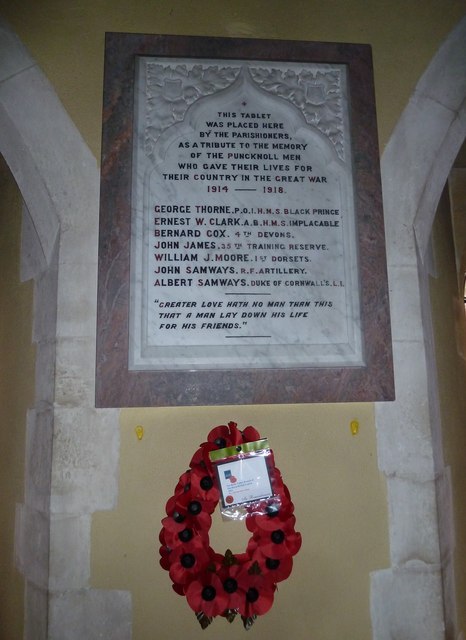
(129, 57, 362, 370)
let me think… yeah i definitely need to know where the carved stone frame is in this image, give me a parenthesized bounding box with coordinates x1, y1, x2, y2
(96, 33, 394, 407)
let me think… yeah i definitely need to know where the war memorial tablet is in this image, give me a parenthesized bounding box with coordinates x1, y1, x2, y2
(96, 34, 394, 406)
(131, 56, 361, 371)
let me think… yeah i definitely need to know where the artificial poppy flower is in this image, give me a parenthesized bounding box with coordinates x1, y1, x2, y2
(159, 528, 175, 569)
(249, 512, 296, 534)
(164, 494, 188, 520)
(189, 465, 220, 503)
(253, 509, 296, 537)
(245, 499, 294, 533)
(217, 560, 246, 611)
(251, 550, 294, 582)
(161, 513, 189, 536)
(236, 568, 276, 617)
(162, 521, 210, 550)
(245, 536, 259, 558)
(159, 543, 171, 571)
(241, 425, 261, 442)
(162, 496, 198, 539)
(173, 470, 192, 496)
(168, 540, 212, 585)
(172, 582, 185, 596)
(207, 422, 242, 449)
(162, 498, 190, 535)
(176, 489, 217, 520)
(186, 571, 228, 617)
(268, 462, 287, 494)
(189, 441, 217, 470)
(163, 495, 214, 548)
(272, 477, 294, 509)
(253, 517, 302, 559)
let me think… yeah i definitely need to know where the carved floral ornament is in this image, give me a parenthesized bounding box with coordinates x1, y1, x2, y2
(144, 61, 345, 161)
(159, 422, 302, 630)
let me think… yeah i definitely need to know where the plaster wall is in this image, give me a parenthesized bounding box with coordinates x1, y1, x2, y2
(0, 2, 465, 639)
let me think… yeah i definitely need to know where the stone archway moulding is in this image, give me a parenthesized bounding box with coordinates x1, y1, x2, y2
(371, 14, 466, 640)
(0, 14, 465, 640)
(0, 19, 129, 640)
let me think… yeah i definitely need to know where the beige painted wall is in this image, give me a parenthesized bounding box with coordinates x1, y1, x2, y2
(0, 155, 35, 640)
(430, 171, 466, 635)
(92, 404, 387, 639)
(1, 2, 465, 638)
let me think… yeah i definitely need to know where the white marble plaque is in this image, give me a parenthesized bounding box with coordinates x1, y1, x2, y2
(129, 57, 363, 370)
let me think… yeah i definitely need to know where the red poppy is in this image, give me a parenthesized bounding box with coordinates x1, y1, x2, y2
(159, 544, 171, 571)
(245, 500, 295, 533)
(162, 522, 210, 550)
(166, 491, 215, 530)
(241, 425, 261, 442)
(172, 582, 185, 596)
(173, 470, 192, 496)
(178, 488, 217, 516)
(165, 494, 188, 519)
(236, 568, 276, 617)
(168, 540, 212, 585)
(253, 517, 302, 559)
(265, 469, 293, 506)
(252, 550, 294, 582)
(269, 464, 285, 492)
(217, 562, 245, 611)
(207, 422, 242, 449)
(250, 512, 296, 533)
(162, 498, 189, 535)
(189, 442, 217, 470)
(162, 496, 212, 542)
(190, 465, 220, 503)
(186, 572, 228, 617)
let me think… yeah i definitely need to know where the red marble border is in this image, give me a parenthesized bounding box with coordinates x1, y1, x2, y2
(96, 33, 394, 407)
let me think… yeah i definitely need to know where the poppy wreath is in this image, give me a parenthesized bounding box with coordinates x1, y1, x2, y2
(159, 421, 301, 630)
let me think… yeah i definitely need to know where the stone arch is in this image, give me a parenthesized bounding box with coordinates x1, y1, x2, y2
(0, 14, 465, 640)
(0, 18, 126, 640)
(371, 15, 466, 640)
